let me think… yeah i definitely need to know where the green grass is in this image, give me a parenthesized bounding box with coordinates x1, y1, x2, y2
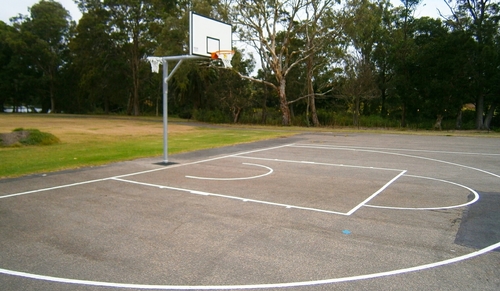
(0, 127, 294, 178)
(1, 114, 498, 179)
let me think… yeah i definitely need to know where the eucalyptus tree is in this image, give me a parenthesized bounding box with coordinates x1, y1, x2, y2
(71, 1, 128, 113)
(10, 0, 73, 113)
(371, 0, 397, 117)
(0, 21, 14, 111)
(446, 0, 500, 129)
(410, 17, 475, 128)
(391, 0, 422, 126)
(233, 0, 338, 126)
(75, 0, 176, 116)
(341, 0, 386, 119)
(302, 0, 341, 126)
(338, 54, 379, 126)
(106, 0, 160, 115)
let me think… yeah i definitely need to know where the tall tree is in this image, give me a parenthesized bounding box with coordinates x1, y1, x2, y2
(234, 0, 320, 125)
(302, 0, 341, 127)
(392, 0, 422, 126)
(447, 0, 500, 129)
(372, 0, 397, 117)
(0, 21, 14, 111)
(71, 1, 129, 113)
(338, 54, 379, 126)
(101, 0, 175, 116)
(411, 17, 474, 128)
(342, 0, 385, 118)
(12, 0, 72, 113)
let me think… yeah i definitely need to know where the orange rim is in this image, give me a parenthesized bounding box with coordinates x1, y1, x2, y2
(211, 50, 234, 59)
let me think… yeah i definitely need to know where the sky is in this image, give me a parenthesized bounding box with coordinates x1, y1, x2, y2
(1, 0, 82, 23)
(1, 0, 452, 24)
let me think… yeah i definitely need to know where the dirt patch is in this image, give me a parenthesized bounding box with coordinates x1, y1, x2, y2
(0, 131, 30, 147)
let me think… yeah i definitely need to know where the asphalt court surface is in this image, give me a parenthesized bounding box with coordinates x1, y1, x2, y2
(1, 133, 499, 290)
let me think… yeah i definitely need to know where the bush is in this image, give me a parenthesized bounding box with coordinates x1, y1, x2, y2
(192, 109, 232, 123)
(13, 128, 60, 146)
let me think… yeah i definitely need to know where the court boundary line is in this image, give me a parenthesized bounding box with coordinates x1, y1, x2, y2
(1, 242, 499, 290)
(291, 144, 500, 179)
(294, 143, 500, 156)
(0, 144, 293, 200)
(1, 142, 499, 289)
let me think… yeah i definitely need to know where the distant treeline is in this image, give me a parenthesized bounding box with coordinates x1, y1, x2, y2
(0, 0, 499, 130)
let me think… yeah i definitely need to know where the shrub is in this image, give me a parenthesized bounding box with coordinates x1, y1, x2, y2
(14, 128, 61, 146)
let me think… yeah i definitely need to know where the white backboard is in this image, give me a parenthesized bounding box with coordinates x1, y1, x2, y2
(190, 12, 232, 57)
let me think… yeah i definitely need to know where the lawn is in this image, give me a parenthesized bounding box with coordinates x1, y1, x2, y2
(0, 114, 297, 178)
(2, 114, 498, 179)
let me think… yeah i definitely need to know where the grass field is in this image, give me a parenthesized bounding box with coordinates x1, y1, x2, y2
(0, 115, 297, 178)
(1, 114, 498, 179)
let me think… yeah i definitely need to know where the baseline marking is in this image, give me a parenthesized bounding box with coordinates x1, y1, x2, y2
(1, 142, 499, 290)
(294, 144, 500, 157)
(291, 144, 500, 179)
(1, 242, 499, 290)
(0, 144, 293, 200)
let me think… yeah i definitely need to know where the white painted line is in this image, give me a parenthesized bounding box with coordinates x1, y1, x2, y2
(112, 178, 348, 215)
(292, 143, 500, 157)
(186, 163, 273, 181)
(1, 141, 499, 290)
(111, 178, 191, 193)
(0, 177, 112, 199)
(189, 190, 210, 196)
(346, 170, 407, 215)
(0, 144, 292, 200)
(234, 156, 404, 172)
(1, 241, 499, 290)
(291, 144, 500, 179)
(365, 174, 480, 210)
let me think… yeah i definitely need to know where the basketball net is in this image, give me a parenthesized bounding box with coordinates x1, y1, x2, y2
(211, 50, 234, 69)
(147, 57, 163, 73)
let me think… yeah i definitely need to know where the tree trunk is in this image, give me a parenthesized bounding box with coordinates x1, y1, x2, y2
(434, 114, 443, 130)
(306, 56, 319, 126)
(127, 92, 133, 115)
(401, 102, 407, 127)
(455, 109, 462, 129)
(278, 78, 291, 126)
(261, 79, 268, 124)
(475, 95, 485, 129)
(131, 56, 140, 116)
(484, 103, 496, 130)
(50, 74, 56, 113)
(50, 90, 55, 113)
(354, 96, 360, 127)
(232, 106, 242, 123)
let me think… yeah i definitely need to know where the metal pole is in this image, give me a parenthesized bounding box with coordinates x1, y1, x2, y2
(162, 59, 168, 164)
(146, 55, 203, 165)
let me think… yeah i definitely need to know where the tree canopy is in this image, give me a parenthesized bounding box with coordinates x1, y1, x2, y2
(1, 0, 499, 130)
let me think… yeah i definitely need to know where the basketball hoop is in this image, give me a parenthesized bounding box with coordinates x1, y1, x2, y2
(211, 50, 234, 69)
(147, 57, 163, 73)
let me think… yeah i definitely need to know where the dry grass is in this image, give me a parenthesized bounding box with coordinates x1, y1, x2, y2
(0, 114, 194, 143)
(0, 114, 299, 178)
